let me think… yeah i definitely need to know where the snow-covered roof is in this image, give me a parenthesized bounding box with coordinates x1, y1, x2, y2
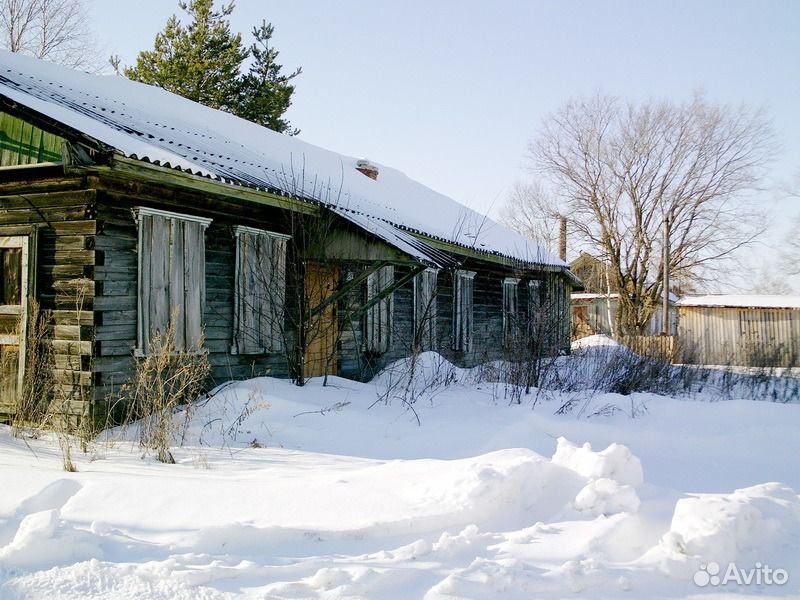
(0, 51, 565, 269)
(572, 291, 679, 303)
(677, 295, 800, 309)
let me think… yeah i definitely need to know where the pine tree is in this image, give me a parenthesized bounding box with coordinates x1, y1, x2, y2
(124, 0, 299, 134)
(237, 21, 301, 134)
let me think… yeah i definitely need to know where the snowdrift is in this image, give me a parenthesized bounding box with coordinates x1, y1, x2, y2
(1, 351, 799, 599)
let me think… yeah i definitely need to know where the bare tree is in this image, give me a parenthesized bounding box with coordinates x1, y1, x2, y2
(784, 214, 800, 278)
(0, 0, 100, 69)
(525, 93, 776, 335)
(779, 171, 800, 279)
(499, 181, 561, 251)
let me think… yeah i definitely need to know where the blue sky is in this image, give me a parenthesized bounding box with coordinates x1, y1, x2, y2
(89, 0, 800, 290)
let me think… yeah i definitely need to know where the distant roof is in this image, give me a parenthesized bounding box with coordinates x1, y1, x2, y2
(0, 51, 565, 269)
(677, 295, 800, 309)
(572, 291, 679, 302)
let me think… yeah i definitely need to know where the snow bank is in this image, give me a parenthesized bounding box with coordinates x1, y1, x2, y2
(676, 483, 800, 562)
(652, 483, 800, 570)
(570, 334, 621, 350)
(551, 437, 644, 487)
(573, 478, 641, 516)
(3, 360, 799, 599)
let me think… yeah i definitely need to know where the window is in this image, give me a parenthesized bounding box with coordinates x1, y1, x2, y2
(502, 277, 519, 344)
(452, 270, 475, 352)
(528, 280, 542, 313)
(528, 279, 542, 333)
(365, 265, 394, 353)
(0, 235, 30, 407)
(136, 208, 211, 354)
(232, 226, 290, 354)
(414, 268, 438, 349)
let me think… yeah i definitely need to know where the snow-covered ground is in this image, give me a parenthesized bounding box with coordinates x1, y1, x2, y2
(1, 348, 799, 599)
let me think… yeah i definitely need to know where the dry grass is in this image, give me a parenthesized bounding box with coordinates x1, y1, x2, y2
(118, 318, 210, 464)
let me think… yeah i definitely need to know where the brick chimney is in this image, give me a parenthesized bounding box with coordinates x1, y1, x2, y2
(559, 216, 567, 261)
(356, 159, 379, 180)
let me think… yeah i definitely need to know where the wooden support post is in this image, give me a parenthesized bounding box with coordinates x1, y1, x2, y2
(307, 260, 390, 320)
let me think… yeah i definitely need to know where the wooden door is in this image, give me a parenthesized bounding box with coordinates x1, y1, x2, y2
(304, 263, 339, 378)
(0, 236, 28, 413)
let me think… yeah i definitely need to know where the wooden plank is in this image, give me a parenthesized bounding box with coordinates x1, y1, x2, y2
(185, 220, 205, 350)
(82, 157, 319, 215)
(47, 340, 92, 355)
(169, 218, 186, 348)
(50, 221, 96, 235)
(52, 369, 92, 386)
(93, 295, 136, 311)
(94, 324, 135, 341)
(0, 205, 90, 225)
(96, 339, 135, 357)
(150, 215, 170, 347)
(0, 176, 84, 195)
(0, 189, 95, 210)
(51, 309, 93, 326)
(53, 324, 94, 341)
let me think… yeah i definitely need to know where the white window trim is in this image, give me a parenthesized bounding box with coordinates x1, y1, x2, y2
(135, 206, 213, 227)
(135, 207, 212, 356)
(453, 270, 476, 352)
(231, 225, 290, 355)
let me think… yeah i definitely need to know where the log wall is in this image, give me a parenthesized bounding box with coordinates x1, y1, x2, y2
(0, 173, 95, 421)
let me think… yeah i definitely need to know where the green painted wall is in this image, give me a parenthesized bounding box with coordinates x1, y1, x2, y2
(0, 112, 63, 166)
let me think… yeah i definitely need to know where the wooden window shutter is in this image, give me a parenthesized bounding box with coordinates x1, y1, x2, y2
(137, 208, 211, 355)
(365, 265, 394, 353)
(502, 278, 519, 345)
(452, 270, 475, 352)
(414, 268, 438, 350)
(233, 226, 289, 354)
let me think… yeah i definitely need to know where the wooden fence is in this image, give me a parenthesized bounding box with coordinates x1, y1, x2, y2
(618, 335, 677, 362)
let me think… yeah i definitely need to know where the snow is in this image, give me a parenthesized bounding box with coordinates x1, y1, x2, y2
(0, 50, 564, 268)
(677, 295, 800, 309)
(1, 353, 799, 599)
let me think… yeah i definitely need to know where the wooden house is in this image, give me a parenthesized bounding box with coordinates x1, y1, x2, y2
(571, 293, 678, 339)
(569, 253, 677, 339)
(0, 51, 579, 424)
(677, 295, 800, 367)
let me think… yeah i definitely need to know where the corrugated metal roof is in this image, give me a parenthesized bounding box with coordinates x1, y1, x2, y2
(0, 50, 568, 271)
(677, 295, 800, 309)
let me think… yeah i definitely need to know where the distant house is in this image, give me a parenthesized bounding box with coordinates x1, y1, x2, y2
(677, 295, 800, 367)
(0, 51, 580, 424)
(571, 292, 677, 338)
(569, 252, 677, 339)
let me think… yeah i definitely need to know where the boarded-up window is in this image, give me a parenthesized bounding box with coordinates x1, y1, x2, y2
(232, 226, 289, 354)
(365, 265, 394, 353)
(414, 268, 438, 350)
(528, 280, 542, 313)
(502, 277, 519, 345)
(452, 270, 475, 352)
(136, 208, 211, 354)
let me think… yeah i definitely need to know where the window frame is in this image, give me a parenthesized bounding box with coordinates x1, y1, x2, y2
(502, 277, 520, 345)
(135, 207, 212, 356)
(231, 225, 291, 355)
(413, 267, 439, 350)
(452, 269, 476, 352)
(364, 265, 395, 354)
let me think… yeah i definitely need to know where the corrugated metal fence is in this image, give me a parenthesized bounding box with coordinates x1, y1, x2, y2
(677, 306, 800, 367)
